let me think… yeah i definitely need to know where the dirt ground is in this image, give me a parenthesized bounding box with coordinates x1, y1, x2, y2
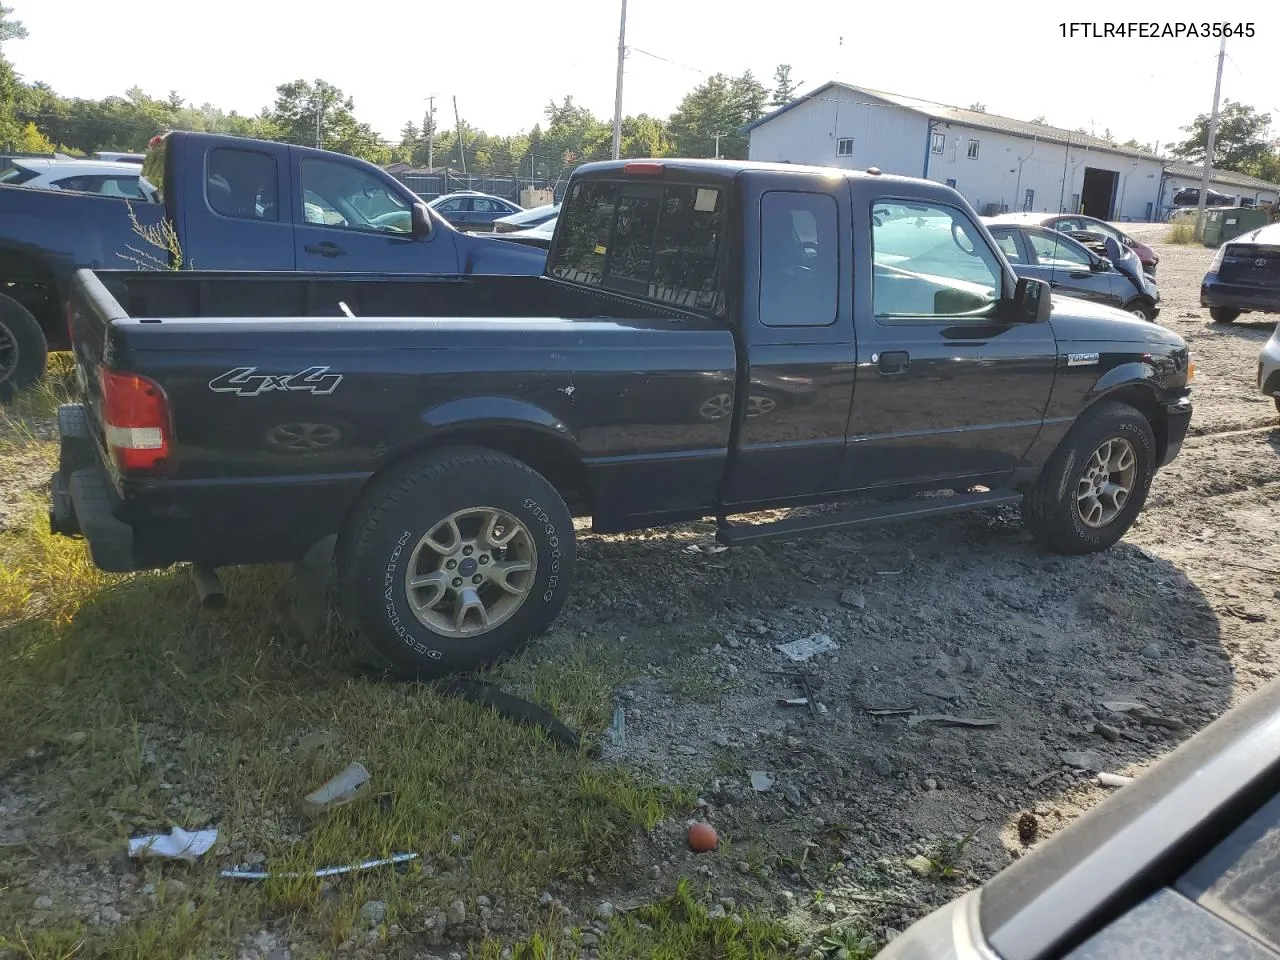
(2, 228, 1279, 958)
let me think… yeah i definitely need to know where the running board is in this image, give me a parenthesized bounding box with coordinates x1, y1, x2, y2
(715, 490, 1023, 546)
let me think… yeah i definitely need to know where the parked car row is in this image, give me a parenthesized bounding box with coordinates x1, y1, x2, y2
(985, 217, 1161, 321)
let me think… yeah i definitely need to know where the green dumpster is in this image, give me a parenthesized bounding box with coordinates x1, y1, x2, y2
(1203, 206, 1271, 247)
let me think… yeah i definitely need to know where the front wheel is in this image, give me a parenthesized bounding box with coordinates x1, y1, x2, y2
(337, 447, 577, 678)
(1124, 300, 1157, 322)
(1210, 307, 1240, 324)
(1023, 401, 1156, 554)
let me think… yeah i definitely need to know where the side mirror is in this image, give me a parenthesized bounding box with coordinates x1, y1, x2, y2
(1092, 256, 1112, 272)
(1012, 276, 1052, 323)
(411, 203, 432, 239)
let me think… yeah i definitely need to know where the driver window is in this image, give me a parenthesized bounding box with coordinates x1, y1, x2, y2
(298, 159, 410, 234)
(870, 200, 1002, 319)
(1027, 231, 1091, 268)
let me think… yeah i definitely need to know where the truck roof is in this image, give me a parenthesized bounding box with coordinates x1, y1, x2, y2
(569, 157, 935, 189)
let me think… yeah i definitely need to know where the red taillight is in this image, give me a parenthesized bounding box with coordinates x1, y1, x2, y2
(98, 367, 172, 473)
(623, 161, 664, 176)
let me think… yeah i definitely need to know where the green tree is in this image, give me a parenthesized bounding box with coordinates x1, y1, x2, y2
(269, 79, 388, 163)
(1170, 100, 1274, 172)
(0, 3, 29, 149)
(668, 71, 767, 159)
(770, 64, 800, 107)
(620, 113, 671, 158)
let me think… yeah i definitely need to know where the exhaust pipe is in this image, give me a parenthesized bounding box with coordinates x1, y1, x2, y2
(191, 564, 227, 609)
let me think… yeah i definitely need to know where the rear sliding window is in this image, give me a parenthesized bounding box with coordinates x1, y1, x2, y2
(550, 179, 725, 315)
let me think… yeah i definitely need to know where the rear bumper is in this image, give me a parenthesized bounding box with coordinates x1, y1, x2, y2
(1161, 396, 1193, 467)
(48, 403, 141, 572)
(1201, 276, 1280, 315)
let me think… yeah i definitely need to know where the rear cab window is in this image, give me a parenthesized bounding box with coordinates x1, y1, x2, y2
(549, 177, 726, 315)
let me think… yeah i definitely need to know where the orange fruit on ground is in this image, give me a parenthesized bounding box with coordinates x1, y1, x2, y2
(687, 821, 718, 852)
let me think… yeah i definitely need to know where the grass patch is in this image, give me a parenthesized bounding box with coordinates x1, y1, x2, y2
(0, 376, 715, 956)
(1165, 222, 1196, 245)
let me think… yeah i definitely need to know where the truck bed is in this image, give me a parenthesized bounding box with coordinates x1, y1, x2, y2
(67, 269, 738, 570)
(84, 269, 689, 325)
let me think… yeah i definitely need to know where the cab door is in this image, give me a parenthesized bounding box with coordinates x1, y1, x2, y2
(291, 150, 458, 273)
(720, 177, 857, 507)
(841, 196, 1058, 491)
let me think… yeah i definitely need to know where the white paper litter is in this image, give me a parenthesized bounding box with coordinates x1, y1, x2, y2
(128, 827, 218, 860)
(775, 633, 838, 662)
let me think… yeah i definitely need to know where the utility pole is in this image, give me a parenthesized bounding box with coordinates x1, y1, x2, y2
(611, 0, 627, 160)
(1195, 37, 1227, 241)
(714, 133, 723, 158)
(314, 91, 324, 149)
(425, 95, 436, 170)
(453, 95, 467, 175)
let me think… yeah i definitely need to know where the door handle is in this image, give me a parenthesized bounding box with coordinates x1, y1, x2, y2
(875, 350, 910, 375)
(304, 242, 346, 258)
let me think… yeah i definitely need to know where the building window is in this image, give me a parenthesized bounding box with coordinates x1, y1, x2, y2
(945, 178, 957, 189)
(966, 139, 980, 159)
(1071, 193, 1080, 213)
(836, 138, 854, 157)
(1023, 188, 1035, 212)
(931, 132, 945, 155)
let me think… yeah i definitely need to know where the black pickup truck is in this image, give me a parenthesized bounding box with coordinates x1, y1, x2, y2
(49, 159, 1195, 677)
(0, 131, 545, 399)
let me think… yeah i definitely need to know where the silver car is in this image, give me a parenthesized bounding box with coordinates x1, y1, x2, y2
(1260, 321, 1280, 414)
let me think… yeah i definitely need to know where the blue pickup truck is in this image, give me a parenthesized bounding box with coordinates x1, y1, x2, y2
(0, 131, 547, 399)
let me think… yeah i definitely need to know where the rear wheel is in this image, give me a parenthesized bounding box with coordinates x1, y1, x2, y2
(0, 293, 48, 403)
(1210, 307, 1240, 324)
(336, 447, 576, 678)
(1023, 401, 1156, 554)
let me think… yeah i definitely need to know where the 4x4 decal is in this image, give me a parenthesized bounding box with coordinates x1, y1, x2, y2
(208, 366, 343, 397)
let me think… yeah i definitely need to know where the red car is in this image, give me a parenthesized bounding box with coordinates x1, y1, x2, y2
(992, 212, 1159, 277)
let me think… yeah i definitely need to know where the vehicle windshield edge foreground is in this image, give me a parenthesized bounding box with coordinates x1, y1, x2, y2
(878, 675, 1280, 960)
(49, 158, 1194, 680)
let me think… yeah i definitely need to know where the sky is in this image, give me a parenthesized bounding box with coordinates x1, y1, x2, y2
(6, 1, 1280, 154)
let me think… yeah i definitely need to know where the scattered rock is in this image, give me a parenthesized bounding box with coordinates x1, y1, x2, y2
(905, 854, 934, 877)
(924, 778, 938, 791)
(34, 895, 53, 910)
(783, 785, 804, 807)
(448, 899, 467, 926)
(839, 590, 866, 610)
(1140, 644, 1163, 660)
(1017, 812, 1039, 845)
(736, 861, 752, 875)
(1093, 722, 1121, 742)
(539, 892, 554, 908)
(749, 771, 774, 792)
(647, 865, 661, 880)
(476, 895, 492, 909)
(596, 901, 615, 921)
(360, 901, 387, 925)
(1059, 750, 1105, 772)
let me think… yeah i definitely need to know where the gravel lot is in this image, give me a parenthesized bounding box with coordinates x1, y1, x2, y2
(1, 226, 1278, 957)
